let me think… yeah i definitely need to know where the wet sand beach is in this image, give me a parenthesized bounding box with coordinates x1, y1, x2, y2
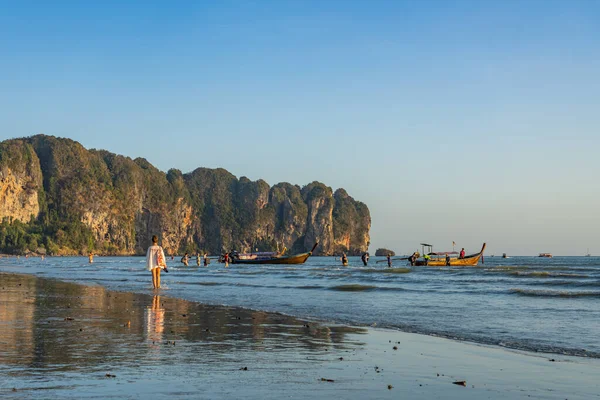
(1, 272, 599, 399)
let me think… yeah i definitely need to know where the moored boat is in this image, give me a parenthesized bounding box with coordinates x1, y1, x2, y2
(539, 253, 553, 258)
(230, 243, 318, 265)
(232, 251, 281, 261)
(414, 243, 486, 266)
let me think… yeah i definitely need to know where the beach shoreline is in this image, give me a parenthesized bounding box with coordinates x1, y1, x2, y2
(1, 271, 599, 399)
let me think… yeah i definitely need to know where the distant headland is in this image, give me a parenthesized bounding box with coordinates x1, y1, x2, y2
(0, 135, 371, 256)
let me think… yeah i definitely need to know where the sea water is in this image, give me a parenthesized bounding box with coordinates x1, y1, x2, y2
(1, 255, 598, 358)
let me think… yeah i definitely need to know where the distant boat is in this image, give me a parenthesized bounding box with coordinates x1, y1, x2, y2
(539, 253, 553, 258)
(414, 243, 486, 266)
(230, 243, 318, 265)
(585, 248, 591, 257)
(502, 253, 510, 259)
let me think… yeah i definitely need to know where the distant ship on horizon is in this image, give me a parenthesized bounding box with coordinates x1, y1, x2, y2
(585, 248, 591, 257)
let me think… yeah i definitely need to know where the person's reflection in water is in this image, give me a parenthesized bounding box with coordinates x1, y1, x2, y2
(145, 295, 165, 349)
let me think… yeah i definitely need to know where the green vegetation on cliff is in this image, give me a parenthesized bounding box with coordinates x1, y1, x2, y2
(0, 135, 371, 256)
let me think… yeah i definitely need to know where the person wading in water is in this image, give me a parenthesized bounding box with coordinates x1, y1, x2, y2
(361, 252, 369, 266)
(181, 252, 189, 266)
(146, 235, 168, 289)
(341, 253, 348, 266)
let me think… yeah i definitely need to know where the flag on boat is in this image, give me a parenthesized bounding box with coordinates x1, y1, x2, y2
(452, 241, 456, 246)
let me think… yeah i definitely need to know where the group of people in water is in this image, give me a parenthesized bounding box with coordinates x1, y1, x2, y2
(340, 252, 371, 267)
(338, 246, 468, 267)
(146, 238, 223, 289)
(406, 247, 466, 266)
(147, 235, 471, 288)
(179, 252, 211, 267)
(340, 252, 399, 268)
(175, 251, 237, 268)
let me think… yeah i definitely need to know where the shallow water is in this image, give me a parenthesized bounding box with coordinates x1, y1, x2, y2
(1, 255, 599, 358)
(3, 273, 599, 400)
(0, 274, 368, 399)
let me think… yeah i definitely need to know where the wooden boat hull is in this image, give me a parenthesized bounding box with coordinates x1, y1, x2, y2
(416, 243, 486, 267)
(231, 252, 311, 265)
(230, 242, 319, 265)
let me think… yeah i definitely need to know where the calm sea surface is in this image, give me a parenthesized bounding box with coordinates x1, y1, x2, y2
(1, 255, 599, 358)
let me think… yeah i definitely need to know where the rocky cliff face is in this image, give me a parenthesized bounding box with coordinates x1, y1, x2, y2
(0, 140, 42, 223)
(268, 183, 308, 253)
(0, 135, 370, 256)
(332, 189, 371, 255)
(301, 182, 335, 254)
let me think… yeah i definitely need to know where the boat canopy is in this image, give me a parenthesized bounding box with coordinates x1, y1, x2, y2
(429, 251, 459, 256)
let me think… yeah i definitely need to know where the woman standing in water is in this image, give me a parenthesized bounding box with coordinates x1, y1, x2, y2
(146, 235, 167, 289)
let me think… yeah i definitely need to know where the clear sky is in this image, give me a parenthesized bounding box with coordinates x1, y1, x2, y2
(1, 1, 599, 256)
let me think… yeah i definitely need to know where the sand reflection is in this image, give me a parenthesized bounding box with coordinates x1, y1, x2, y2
(0, 274, 36, 365)
(0, 271, 367, 379)
(145, 295, 165, 344)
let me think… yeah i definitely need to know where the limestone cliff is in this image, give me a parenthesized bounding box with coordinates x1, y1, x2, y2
(301, 182, 335, 254)
(0, 135, 371, 256)
(332, 189, 371, 255)
(268, 183, 307, 253)
(0, 140, 42, 223)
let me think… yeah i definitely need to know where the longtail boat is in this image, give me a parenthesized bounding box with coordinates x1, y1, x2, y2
(538, 253, 553, 258)
(414, 243, 486, 266)
(230, 243, 318, 265)
(233, 250, 281, 261)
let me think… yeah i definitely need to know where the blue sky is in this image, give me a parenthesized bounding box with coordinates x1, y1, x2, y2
(1, 1, 599, 255)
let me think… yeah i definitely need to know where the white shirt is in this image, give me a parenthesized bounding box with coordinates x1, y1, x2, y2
(146, 245, 166, 271)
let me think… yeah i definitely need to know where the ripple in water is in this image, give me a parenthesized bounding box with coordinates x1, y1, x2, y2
(510, 288, 600, 298)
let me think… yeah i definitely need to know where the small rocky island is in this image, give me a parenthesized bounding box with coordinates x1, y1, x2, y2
(375, 248, 395, 256)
